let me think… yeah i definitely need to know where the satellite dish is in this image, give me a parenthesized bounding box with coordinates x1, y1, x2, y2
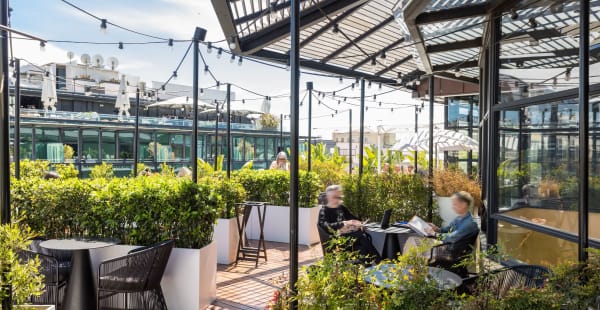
(80, 54, 91, 66)
(107, 57, 119, 70)
(92, 54, 104, 68)
(67, 51, 75, 64)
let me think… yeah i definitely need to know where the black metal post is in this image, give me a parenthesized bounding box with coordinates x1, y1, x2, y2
(1, 0, 11, 308)
(280, 113, 284, 152)
(349, 109, 352, 174)
(191, 27, 206, 183)
(215, 101, 219, 171)
(226, 83, 232, 178)
(467, 97, 474, 174)
(133, 85, 140, 176)
(414, 105, 418, 173)
(428, 76, 434, 221)
(14, 58, 20, 179)
(578, 0, 589, 262)
(307, 82, 313, 172)
(289, 0, 300, 308)
(359, 79, 365, 176)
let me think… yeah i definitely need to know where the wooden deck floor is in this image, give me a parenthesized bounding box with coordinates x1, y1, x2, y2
(207, 241, 323, 310)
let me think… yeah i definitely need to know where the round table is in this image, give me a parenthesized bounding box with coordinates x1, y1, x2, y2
(363, 264, 463, 290)
(40, 238, 119, 310)
(364, 223, 418, 259)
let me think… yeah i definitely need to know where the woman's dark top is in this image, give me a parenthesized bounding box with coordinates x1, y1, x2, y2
(318, 205, 359, 232)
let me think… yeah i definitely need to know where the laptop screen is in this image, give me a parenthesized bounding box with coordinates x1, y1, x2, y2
(380, 209, 392, 229)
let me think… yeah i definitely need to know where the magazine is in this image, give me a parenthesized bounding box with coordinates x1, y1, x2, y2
(407, 215, 436, 237)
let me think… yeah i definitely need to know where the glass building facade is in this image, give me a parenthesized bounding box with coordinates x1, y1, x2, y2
(445, 96, 479, 175)
(479, 1, 600, 266)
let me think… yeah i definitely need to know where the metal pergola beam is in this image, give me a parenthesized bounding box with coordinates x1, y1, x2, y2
(234, 0, 309, 25)
(320, 15, 395, 63)
(415, 3, 488, 25)
(403, 1, 433, 73)
(299, 4, 365, 49)
(251, 49, 396, 84)
(350, 38, 405, 70)
(375, 55, 412, 76)
(426, 37, 482, 53)
(238, 0, 365, 54)
(432, 60, 479, 72)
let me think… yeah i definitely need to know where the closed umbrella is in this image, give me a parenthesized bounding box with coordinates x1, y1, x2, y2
(115, 75, 131, 117)
(41, 68, 57, 112)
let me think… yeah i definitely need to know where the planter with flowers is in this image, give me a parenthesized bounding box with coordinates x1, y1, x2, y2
(432, 169, 482, 226)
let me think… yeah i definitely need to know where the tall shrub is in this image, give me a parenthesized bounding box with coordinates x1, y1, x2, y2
(342, 173, 434, 224)
(234, 169, 321, 207)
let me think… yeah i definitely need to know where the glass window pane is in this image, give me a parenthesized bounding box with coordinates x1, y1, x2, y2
(233, 137, 243, 161)
(138, 132, 153, 161)
(155, 133, 172, 162)
(63, 129, 78, 162)
(82, 129, 99, 162)
(591, 94, 600, 242)
(497, 99, 579, 233)
(266, 137, 276, 160)
(19, 127, 33, 160)
(245, 137, 255, 161)
(35, 128, 61, 162)
(101, 131, 116, 160)
(118, 132, 134, 159)
(498, 221, 577, 266)
(255, 137, 265, 162)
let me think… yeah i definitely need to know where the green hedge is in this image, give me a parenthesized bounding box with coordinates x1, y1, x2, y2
(342, 173, 438, 224)
(11, 176, 226, 249)
(234, 169, 321, 207)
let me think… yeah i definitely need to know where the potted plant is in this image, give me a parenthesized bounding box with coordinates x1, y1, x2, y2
(259, 113, 279, 131)
(63, 144, 75, 163)
(0, 223, 49, 309)
(432, 169, 482, 226)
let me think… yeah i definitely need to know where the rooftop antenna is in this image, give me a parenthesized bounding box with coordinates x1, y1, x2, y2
(80, 53, 91, 66)
(67, 51, 75, 64)
(92, 54, 104, 68)
(107, 57, 119, 71)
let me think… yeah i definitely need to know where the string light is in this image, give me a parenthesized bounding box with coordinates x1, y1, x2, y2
(230, 54, 235, 63)
(370, 57, 376, 66)
(378, 83, 382, 90)
(207, 42, 212, 53)
(351, 83, 355, 90)
(39, 41, 46, 52)
(100, 19, 107, 34)
(454, 67, 461, 77)
(238, 56, 243, 66)
(200, 88, 204, 94)
(332, 24, 340, 37)
(172, 71, 178, 80)
(168, 39, 174, 50)
(529, 17, 537, 29)
(216, 81, 221, 89)
(339, 76, 343, 84)
(229, 35, 237, 50)
(204, 65, 209, 75)
(396, 72, 402, 84)
(552, 77, 557, 89)
(368, 81, 372, 89)
(565, 68, 571, 81)
(118, 42, 123, 49)
(217, 48, 223, 59)
(510, 9, 518, 20)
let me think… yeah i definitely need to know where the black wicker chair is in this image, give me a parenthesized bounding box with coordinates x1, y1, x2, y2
(462, 264, 551, 298)
(427, 229, 480, 277)
(317, 224, 334, 254)
(97, 239, 175, 310)
(18, 250, 68, 309)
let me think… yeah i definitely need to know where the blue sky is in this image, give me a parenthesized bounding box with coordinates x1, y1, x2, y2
(10, 0, 443, 139)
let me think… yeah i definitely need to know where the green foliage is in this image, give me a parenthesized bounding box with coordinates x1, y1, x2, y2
(63, 144, 75, 160)
(53, 164, 79, 178)
(10, 160, 50, 178)
(342, 173, 437, 224)
(299, 143, 347, 188)
(131, 163, 147, 177)
(90, 162, 114, 179)
(0, 223, 44, 305)
(259, 113, 279, 129)
(159, 162, 174, 176)
(234, 169, 321, 207)
(11, 176, 223, 248)
(404, 151, 429, 171)
(202, 176, 247, 218)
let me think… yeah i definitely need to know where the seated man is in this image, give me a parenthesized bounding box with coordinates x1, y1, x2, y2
(318, 185, 379, 260)
(428, 191, 479, 243)
(404, 191, 479, 259)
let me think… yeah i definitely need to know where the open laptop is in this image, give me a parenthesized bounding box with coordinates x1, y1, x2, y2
(380, 209, 392, 229)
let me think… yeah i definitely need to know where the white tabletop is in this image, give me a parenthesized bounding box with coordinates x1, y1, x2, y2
(39, 239, 118, 251)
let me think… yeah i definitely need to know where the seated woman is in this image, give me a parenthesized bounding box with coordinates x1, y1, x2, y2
(318, 185, 380, 261)
(270, 152, 290, 171)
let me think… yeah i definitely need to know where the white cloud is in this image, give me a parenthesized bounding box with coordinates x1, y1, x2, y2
(11, 38, 73, 65)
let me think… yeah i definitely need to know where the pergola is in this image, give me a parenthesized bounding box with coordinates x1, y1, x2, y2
(211, 0, 600, 306)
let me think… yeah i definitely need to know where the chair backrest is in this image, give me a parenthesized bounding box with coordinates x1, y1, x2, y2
(484, 264, 551, 298)
(317, 224, 333, 254)
(144, 239, 175, 290)
(449, 228, 480, 258)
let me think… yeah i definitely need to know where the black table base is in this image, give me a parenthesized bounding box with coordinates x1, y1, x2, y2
(63, 249, 96, 310)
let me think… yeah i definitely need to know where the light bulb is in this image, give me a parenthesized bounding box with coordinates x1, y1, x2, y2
(368, 81, 372, 89)
(339, 76, 343, 84)
(230, 54, 235, 63)
(238, 56, 243, 66)
(229, 35, 237, 49)
(172, 71, 178, 80)
(168, 39, 174, 51)
(204, 65, 209, 75)
(217, 81, 221, 89)
(100, 19, 108, 34)
(454, 68, 461, 77)
(217, 48, 222, 59)
(118, 42, 124, 50)
(416, 80, 421, 86)
(207, 42, 212, 54)
(39, 41, 46, 52)
(565, 68, 571, 81)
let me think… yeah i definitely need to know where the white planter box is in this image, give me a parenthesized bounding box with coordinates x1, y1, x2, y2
(213, 217, 241, 264)
(90, 241, 217, 310)
(437, 196, 457, 227)
(246, 205, 320, 245)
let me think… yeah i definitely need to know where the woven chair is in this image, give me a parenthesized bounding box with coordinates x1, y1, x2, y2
(18, 249, 68, 309)
(462, 264, 551, 298)
(97, 239, 175, 310)
(427, 229, 480, 277)
(317, 224, 334, 254)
